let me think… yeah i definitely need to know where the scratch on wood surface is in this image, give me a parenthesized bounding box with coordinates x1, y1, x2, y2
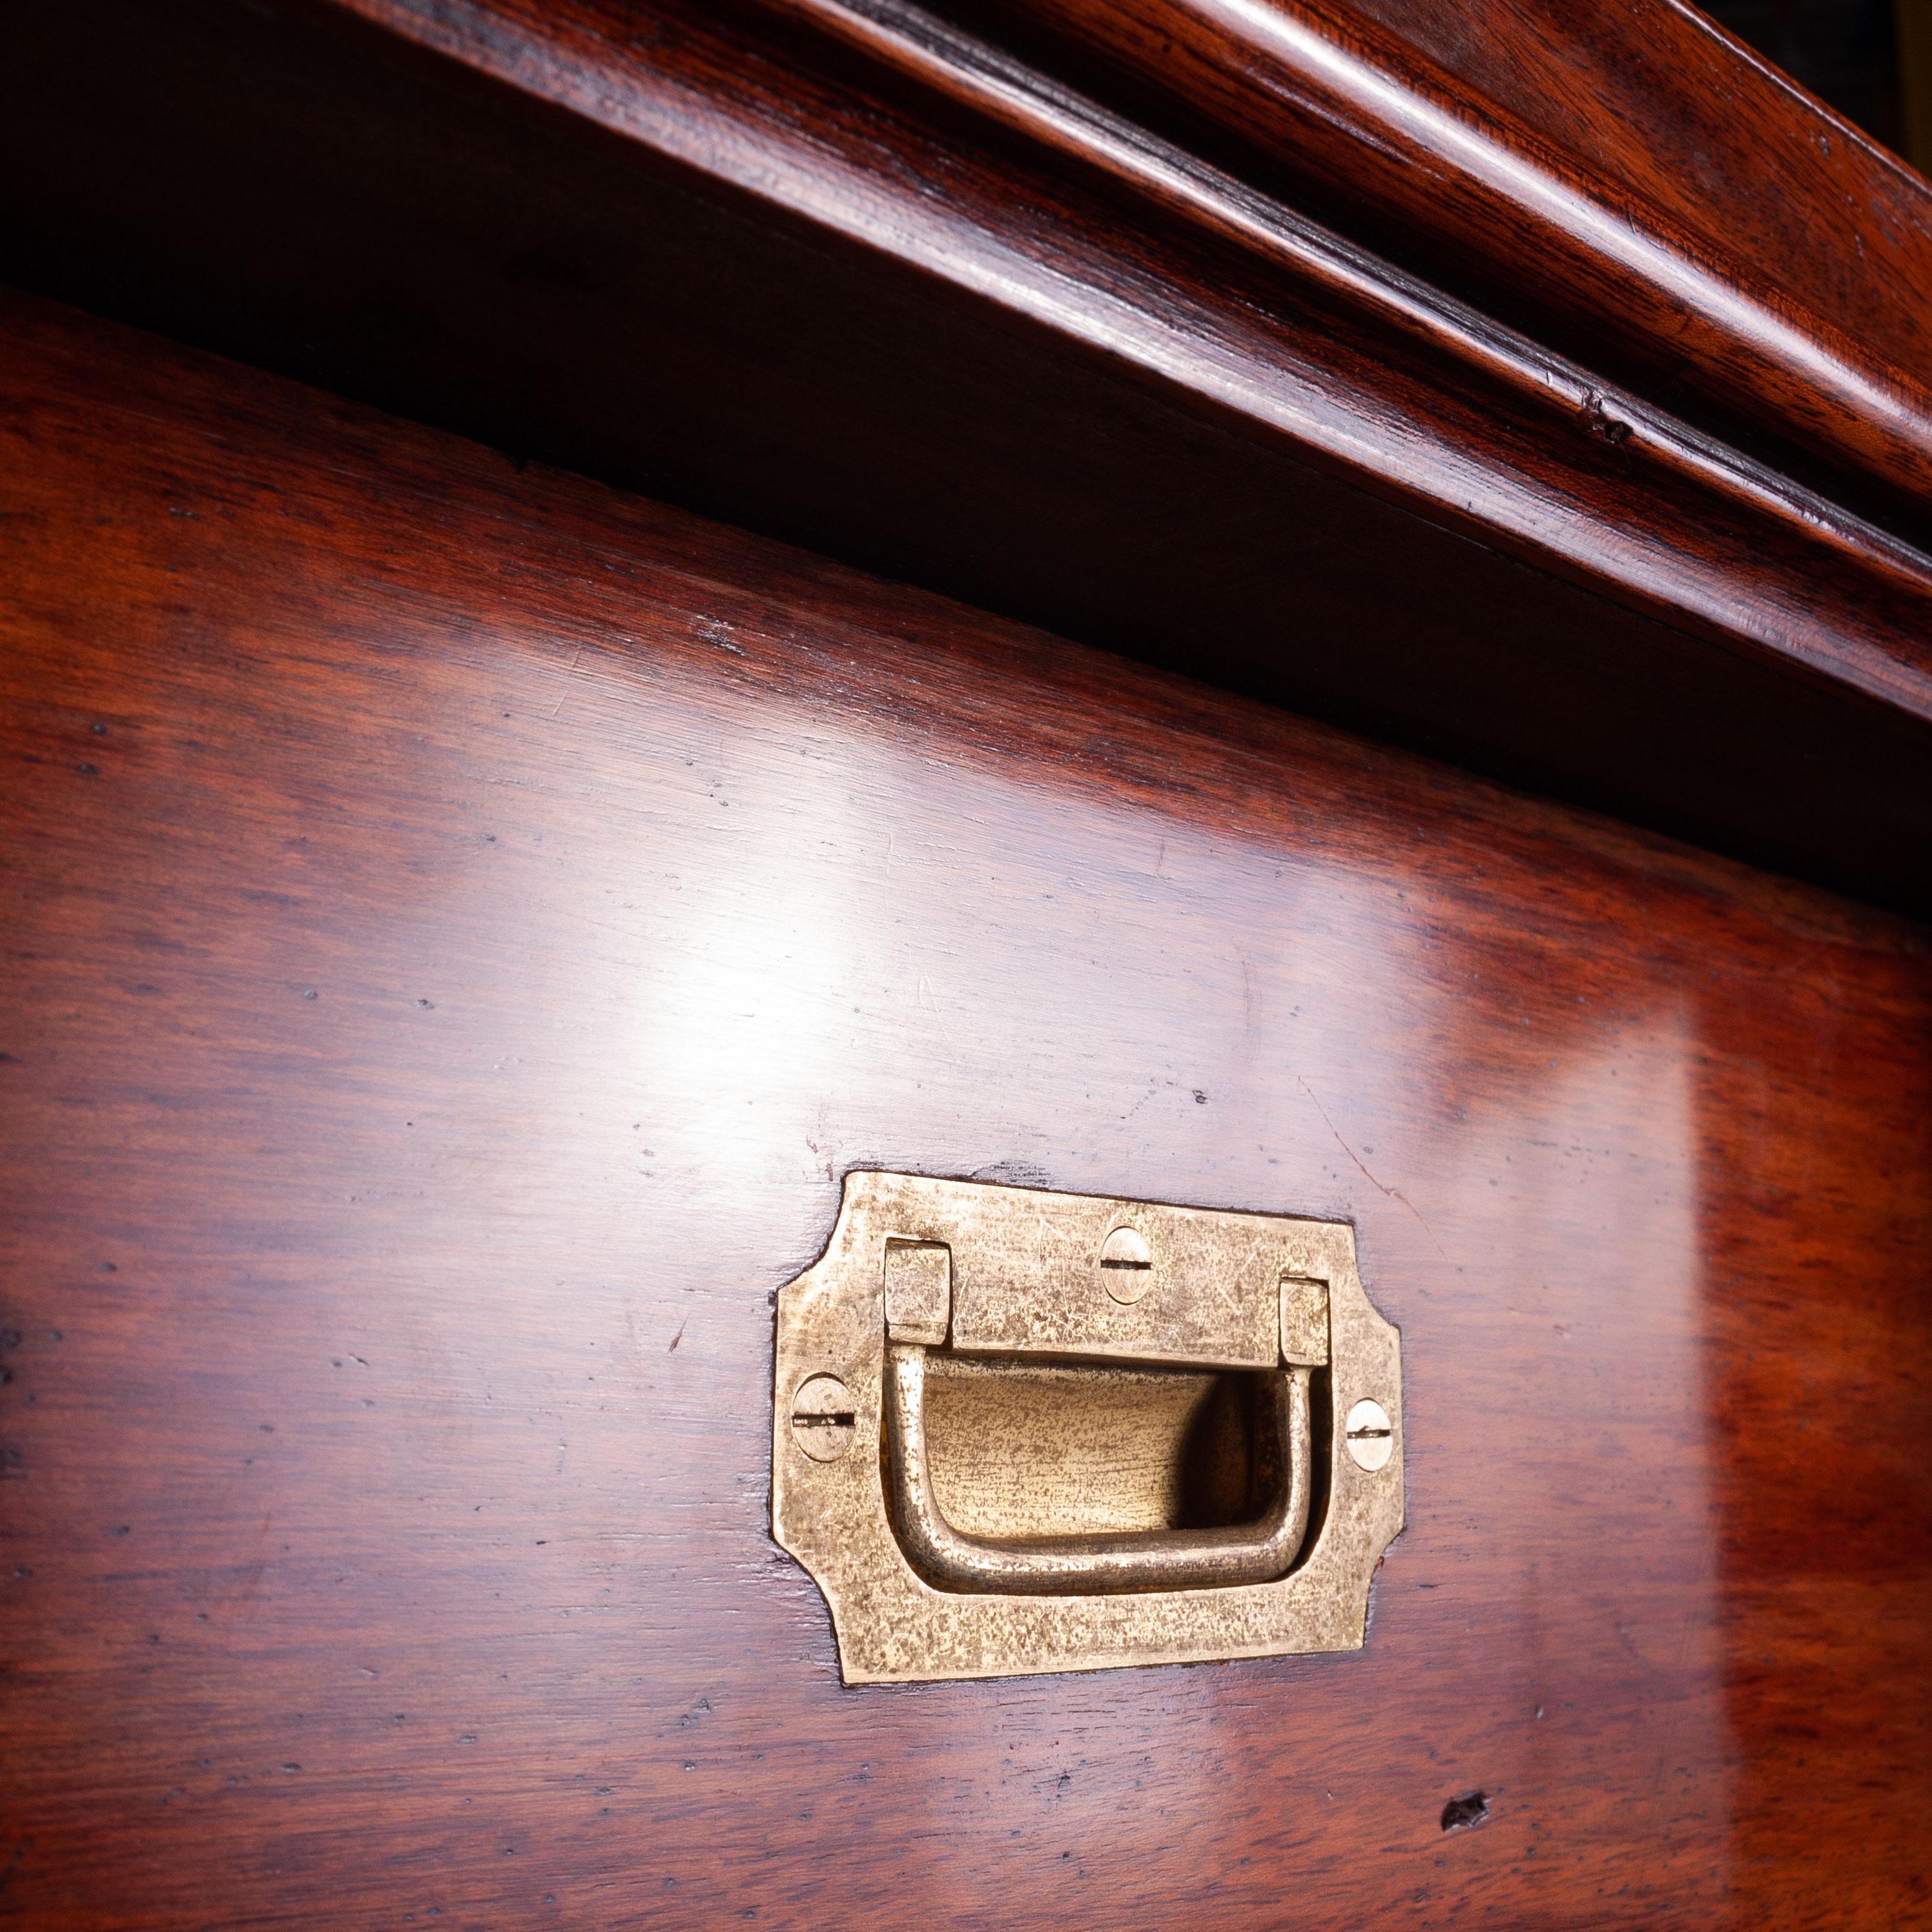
(1297, 1076, 1452, 1265)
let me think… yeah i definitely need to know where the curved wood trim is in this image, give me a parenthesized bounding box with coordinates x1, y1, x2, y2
(345, 0, 1932, 721)
(985, 0, 1932, 515)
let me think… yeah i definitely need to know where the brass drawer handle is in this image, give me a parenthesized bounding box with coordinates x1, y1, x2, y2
(772, 1173, 1404, 1682)
(883, 1339, 1314, 1596)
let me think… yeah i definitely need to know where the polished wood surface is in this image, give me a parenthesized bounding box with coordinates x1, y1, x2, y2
(4, 291, 1929, 1927)
(6, 0, 1932, 912)
(974, 0, 1932, 517)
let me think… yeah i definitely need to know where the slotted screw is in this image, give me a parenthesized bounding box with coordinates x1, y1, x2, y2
(1344, 1397, 1393, 1472)
(790, 1374, 858, 1462)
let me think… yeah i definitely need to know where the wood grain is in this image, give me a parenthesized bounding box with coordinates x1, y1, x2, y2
(3, 289, 1929, 1928)
(5, 0, 1932, 912)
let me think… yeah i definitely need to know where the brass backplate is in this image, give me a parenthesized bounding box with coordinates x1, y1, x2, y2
(772, 1172, 1404, 1683)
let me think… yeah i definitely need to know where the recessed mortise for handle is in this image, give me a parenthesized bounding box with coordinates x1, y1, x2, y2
(885, 1341, 1313, 1594)
(772, 1173, 1404, 1683)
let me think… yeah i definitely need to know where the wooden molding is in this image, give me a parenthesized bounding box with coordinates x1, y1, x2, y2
(979, 0, 1932, 517)
(340, 0, 1932, 715)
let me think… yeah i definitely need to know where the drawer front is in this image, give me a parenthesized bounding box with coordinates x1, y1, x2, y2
(3, 288, 1929, 1929)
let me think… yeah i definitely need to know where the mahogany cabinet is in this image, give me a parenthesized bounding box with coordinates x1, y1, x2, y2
(2, 2, 1929, 1926)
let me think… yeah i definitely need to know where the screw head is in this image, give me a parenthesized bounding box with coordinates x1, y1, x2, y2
(1098, 1226, 1154, 1304)
(1344, 1397, 1393, 1471)
(790, 1374, 858, 1462)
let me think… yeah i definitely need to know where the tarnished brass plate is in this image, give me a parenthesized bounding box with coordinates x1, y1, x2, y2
(772, 1172, 1404, 1683)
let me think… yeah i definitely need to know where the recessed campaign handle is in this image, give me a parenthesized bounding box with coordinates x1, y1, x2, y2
(882, 1341, 1313, 1596)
